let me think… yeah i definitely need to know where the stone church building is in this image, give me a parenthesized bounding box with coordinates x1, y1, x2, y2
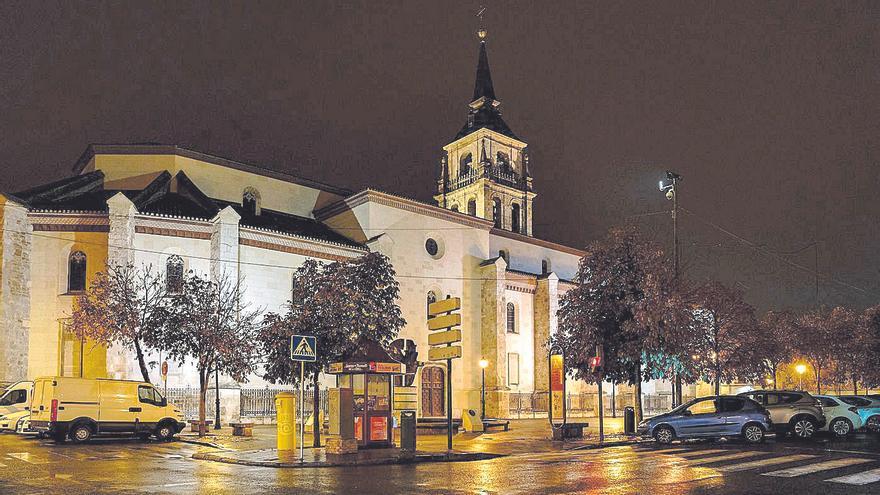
(0, 34, 587, 418)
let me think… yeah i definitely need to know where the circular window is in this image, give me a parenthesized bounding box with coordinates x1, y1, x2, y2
(425, 238, 439, 256)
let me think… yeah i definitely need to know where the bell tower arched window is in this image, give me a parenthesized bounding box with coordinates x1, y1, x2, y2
(67, 251, 87, 292)
(426, 291, 437, 318)
(510, 203, 521, 233)
(166, 255, 184, 293)
(506, 303, 517, 333)
(492, 198, 502, 228)
(459, 153, 473, 176)
(496, 151, 511, 173)
(467, 199, 477, 216)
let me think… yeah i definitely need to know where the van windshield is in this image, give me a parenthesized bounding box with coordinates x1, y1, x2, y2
(0, 389, 26, 406)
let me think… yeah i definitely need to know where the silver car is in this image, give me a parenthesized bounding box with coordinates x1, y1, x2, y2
(738, 390, 825, 439)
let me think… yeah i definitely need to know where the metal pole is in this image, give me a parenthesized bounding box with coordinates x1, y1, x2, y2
(214, 366, 221, 429)
(597, 377, 604, 444)
(611, 381, 616, 418)
(481, 367, 486, 420)
(447, 358, 453, 451)
(300, 361, 305, 462)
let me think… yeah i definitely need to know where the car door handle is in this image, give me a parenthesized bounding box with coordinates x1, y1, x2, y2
(129, 407, 142, 412)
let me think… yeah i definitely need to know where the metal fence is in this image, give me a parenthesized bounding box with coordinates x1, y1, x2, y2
(239, 388, 328, 419)
(509, 391, 673, 419)
(165, 387, 216, 420)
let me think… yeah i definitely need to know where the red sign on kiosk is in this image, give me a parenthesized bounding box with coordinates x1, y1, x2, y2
(370, 416, 388, 441)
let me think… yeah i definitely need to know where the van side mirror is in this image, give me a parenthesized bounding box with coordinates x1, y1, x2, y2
(159, 398, 167, 407)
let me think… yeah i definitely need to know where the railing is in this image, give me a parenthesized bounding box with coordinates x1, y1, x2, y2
(239, 388, 328, 418)
(508, 391, 673, 419)
(446, 164, 529, 191)
(165, 387, 215, 420)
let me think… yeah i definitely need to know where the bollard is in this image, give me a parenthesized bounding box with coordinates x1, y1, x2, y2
(624, 406, 635, 435)
(400, 410, 416, 452)
(276, 391, 296, 452)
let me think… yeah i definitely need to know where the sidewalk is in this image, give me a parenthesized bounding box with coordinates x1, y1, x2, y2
(184, 417, 645, 468)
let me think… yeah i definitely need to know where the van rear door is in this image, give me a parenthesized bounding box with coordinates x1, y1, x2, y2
(29, 379, 50, 423)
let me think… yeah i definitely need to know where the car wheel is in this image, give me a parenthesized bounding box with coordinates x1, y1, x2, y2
(742, 424, 765, 444)
(829, 418, 852, 437)
(790, 417, 817, 439)
(866, 415, 880, 433)
(653, 425, 675, 444)
(70, 423, 93, 444)
(155, 422, 175, 442)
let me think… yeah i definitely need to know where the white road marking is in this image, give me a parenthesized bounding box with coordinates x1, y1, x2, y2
(687, 451, 765, 466)
(5, 452, 51, 464)
(762, 458, 874, 478)
(670, 449, 728, 458)
(826, 467, 880, 485)
(718, 454, 817, 472)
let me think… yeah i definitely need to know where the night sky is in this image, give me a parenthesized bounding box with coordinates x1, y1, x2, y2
(1, 1, 878, 311)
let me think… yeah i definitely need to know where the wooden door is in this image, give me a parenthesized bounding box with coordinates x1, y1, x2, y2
(420, 367, 445, 417)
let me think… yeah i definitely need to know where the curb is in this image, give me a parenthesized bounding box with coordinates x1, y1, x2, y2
(192, 450, 504, 468)
(177, 437, 226, 450)
(565, 438, 651, 451)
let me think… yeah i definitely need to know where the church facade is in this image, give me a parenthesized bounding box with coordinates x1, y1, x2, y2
(0, 35, 584, 418)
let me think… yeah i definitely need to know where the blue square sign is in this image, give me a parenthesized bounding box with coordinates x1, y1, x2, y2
(290, 335, 317, 362)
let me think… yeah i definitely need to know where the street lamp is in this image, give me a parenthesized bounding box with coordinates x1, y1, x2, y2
(479, 359, 489, 420)
(795, 364, 807, 391)
(660, 171, 682, 406)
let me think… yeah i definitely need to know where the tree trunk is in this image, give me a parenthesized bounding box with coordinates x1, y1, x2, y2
(634, 363, 643, 424)
(853, 376, 858, 396)
(772, 363, 778, 390)
(133, 338, 151, 383)
(312, 371, 321, 448)
(815, 367, 821, 394)
(198, 370, 208, 437)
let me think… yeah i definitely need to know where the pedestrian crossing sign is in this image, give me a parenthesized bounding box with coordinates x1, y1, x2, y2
(290, 335, 317, 362)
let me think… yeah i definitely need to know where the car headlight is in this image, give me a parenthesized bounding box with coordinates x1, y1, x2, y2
(0, 415, 8, 421)
(638, 420, 648, 428)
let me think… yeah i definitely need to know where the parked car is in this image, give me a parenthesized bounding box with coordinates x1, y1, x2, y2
(0, 409, 30, 432)
(737, 390, 825, 439)
(637, 395, 771, 444)
(29, 376, 186, 443)
(814, 395, 863, 437)
(14, 413, 37, 436)
(836, 395, 880, 432)
(0, 381, 32, 417)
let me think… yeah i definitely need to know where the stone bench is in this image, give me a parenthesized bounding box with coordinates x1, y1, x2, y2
(483, 419, 510, 431)
(230, 422, 254, 437)
(188, 420, 210, 433)
(552, 422, 589, 440)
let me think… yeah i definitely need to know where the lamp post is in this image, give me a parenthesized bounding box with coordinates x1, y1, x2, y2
(796, 364, 807, 391)
(479, 359, 488, 420)
(659, 171, 682, 406)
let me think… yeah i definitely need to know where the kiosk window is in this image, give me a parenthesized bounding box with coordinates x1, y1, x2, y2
(367, 375, 390, 411)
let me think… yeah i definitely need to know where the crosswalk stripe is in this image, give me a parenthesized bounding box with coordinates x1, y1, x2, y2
(687, 451, 765, 466)
(826, 467, 880, 485)
(718, 454, 817, 473)
(649, 448, 691, 455)
(670, 449, 728, 458)
(762, 458, 874, 478)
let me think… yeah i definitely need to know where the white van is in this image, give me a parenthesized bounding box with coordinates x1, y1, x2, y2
(0, 381, 32, 417)
(30, 377, 186, 443)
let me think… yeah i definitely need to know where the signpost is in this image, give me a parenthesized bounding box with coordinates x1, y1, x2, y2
(290, 335, 317, 462)
(427, 296, 462, 451)
(549, 353, 566, 428)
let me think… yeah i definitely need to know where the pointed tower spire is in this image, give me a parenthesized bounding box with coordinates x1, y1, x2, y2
(472, 33, 496, 102)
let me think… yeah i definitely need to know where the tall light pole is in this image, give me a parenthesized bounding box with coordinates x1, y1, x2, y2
(659, 171, 682, 406)
(796, 364, 807, 391)
(479, 359, 488, 420)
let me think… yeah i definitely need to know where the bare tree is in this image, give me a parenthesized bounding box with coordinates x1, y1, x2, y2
(69, 263, 168, 382)
(159, 272, 261, 436)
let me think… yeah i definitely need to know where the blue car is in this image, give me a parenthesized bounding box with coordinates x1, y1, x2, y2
(837, 396, 880, 432)
(638, 395, 772, 444)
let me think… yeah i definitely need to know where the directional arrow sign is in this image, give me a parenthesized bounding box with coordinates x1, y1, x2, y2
(428, 346, 462, 361)
(428, 329, 461, 346)
(428, 313, 461, 331)
(428, 297, 461, 317)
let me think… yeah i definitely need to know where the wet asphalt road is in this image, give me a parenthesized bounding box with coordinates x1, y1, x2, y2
(1, 432, 880, 494)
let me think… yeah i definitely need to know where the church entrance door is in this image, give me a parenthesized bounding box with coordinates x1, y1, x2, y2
(420, 366, 445, 417)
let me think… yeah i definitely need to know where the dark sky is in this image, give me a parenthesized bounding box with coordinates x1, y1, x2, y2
(2, 1, 879, 311)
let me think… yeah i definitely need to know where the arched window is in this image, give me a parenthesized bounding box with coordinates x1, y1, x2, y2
(166, 255, 184, 293)
(496, 151, 511, 173)
(450, 204, 459, 212)
(492, 198, 502, 228)
(467, 199, 477, 216)
(67, 251, 87, 292)
(426, 291, 437, 318)
(542, 259, 551, 275)
(242, 187, 260, 216)
(459, 153, 472, 176)
(510, 203, 521, 233)
(506, 303, 517, 333)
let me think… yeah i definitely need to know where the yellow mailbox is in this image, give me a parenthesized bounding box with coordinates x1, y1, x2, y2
(275, 391, 296, 451)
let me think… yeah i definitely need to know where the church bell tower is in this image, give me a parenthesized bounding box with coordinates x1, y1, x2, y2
(434, 28, 535, 236)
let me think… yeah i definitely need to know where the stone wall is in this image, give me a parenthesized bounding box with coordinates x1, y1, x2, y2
(0, 197, 31, 383)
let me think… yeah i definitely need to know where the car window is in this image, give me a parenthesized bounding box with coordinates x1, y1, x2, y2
(765, 393, 781, 405)
(138, 386, 157, 404)
(780, 393, 802, 404)
(839, 396, 871, 407)
(686, 399, 718, 415)
(817, 397, 838, 407)
(720, 398, 745, 412)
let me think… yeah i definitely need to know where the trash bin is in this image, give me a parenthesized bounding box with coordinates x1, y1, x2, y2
(400, 411, 416, 452)
(624, 406, 635, 435)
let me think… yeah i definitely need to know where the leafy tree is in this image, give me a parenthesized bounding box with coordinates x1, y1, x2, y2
(69, 263, 168, 382)
(757, 310, 797, 389)
(257, 252, 405, 446)
(159, 272, 261, 436)
(685, 281, 762, 395)
(824, 307, 865, 394)
(553, 226, 675, 422)
(795, 307, 838, 394)
(861, 305, 880, 390)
